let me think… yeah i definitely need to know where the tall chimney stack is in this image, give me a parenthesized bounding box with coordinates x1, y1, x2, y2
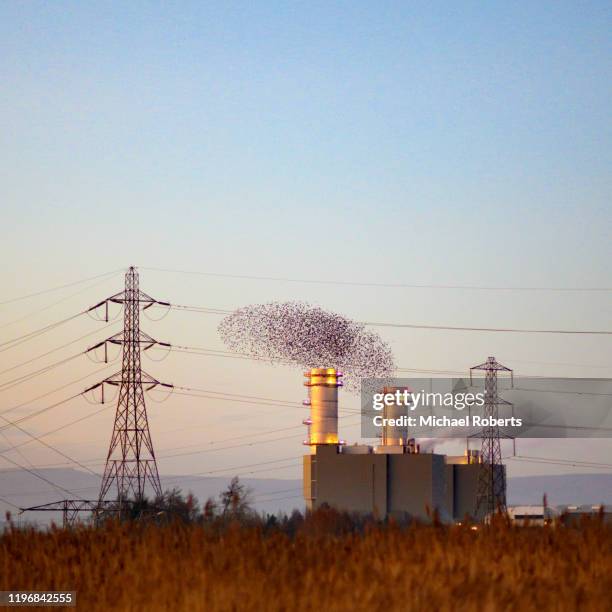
(303, 368, 342, 447)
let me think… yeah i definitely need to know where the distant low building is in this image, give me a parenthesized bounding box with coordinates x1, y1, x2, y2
(557, 504, 612, 525)
(505, 504, 612, 526)
(507, 505, 557, 526)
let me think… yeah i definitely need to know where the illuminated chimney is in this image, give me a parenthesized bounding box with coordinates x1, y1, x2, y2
(303, 368, 342, 446)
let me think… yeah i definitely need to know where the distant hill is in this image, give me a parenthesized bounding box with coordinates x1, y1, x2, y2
(507, 473, 612, 506)
(2, 468, 610, 526)
(0, 468, 302, 526)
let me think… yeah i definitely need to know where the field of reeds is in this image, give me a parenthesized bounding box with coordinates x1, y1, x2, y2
(1, 509, 611, 612)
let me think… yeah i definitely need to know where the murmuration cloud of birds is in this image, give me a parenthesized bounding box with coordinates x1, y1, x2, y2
(218, 301, 395, 392)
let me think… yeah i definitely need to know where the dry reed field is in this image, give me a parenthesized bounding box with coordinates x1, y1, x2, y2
(1, 511, 611, 612)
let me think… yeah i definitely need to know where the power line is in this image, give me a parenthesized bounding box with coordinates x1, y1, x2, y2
(1, 406, 108, 455)
(170, 344, 612, 381)
(0, 392, 83, 435)
(0, 484, 101, 499)
(167, 303, 612, 336)
(0, 271, 122, 331)
(25, 418, 364, 470)
(0, 352, 83, 392)
(155, 345, 474, 376)
(0, 387, 104, 479)
(0, 323, 118, 378)
(173, 385, 302, 405)
(159, 420, 363, 460)
(0, 405, 359, 470)
(157, 344, 604, 378)
(254, 493, 303, 504)
(171, 385, 359, 412)
(0, 429, 36, 472)
(170, 388, 361, 415)
(0, 495, 21, 510)
(160, 458, 301, 488)
(160, 420, 310, 452)
(0, 454, 78, 498)
(141, 266, 612, 293)
(3, 405, 309, 461)
(0, 311, 85, 352)
(0, 364, 114, 418)
(364, 320, 612, 335)
(395, 367, 465, 375)
(186, 456, 299, 477)
(159, 462, 301, 489)
(509, 455, 612, 469)
(504, 357, 611, 370)
(253, 488, 303, 501)
(0, 269, 123, 307)
(169, 305, 231, 314)
(0, 394, 82, 433)
(511, 386, 612, 397)
(167, 345, 288, 364)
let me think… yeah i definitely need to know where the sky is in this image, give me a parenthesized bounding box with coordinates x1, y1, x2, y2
(0, 2, 611, 505)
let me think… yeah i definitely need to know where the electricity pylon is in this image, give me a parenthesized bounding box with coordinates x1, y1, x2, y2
(85, 267, 172, 506)
(470, 356, 513, 517)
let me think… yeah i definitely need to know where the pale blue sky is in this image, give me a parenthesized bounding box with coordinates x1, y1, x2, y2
(1, 1, 610, 286)
(0, 2, 611, 495)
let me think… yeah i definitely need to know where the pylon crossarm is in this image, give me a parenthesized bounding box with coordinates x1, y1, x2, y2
(91, 331, 163, 345)
(87, 340, 107, 351)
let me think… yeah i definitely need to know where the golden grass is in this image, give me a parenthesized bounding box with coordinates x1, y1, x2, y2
(1, 512, 610, 612)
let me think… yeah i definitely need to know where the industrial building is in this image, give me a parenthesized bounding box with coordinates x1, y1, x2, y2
(506, 505, 558, 526)
(556, 505, 612, 525)
(302, 369, 503, 522)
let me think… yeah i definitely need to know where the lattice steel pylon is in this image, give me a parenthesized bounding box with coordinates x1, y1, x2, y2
(85, 267, 172, 506)
(470, 356, 513, 517)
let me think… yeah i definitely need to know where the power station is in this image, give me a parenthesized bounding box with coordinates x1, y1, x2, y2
(302, 368, 505, 521)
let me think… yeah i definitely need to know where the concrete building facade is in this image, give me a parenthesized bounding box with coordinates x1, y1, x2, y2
(304, 445, 497, 521)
